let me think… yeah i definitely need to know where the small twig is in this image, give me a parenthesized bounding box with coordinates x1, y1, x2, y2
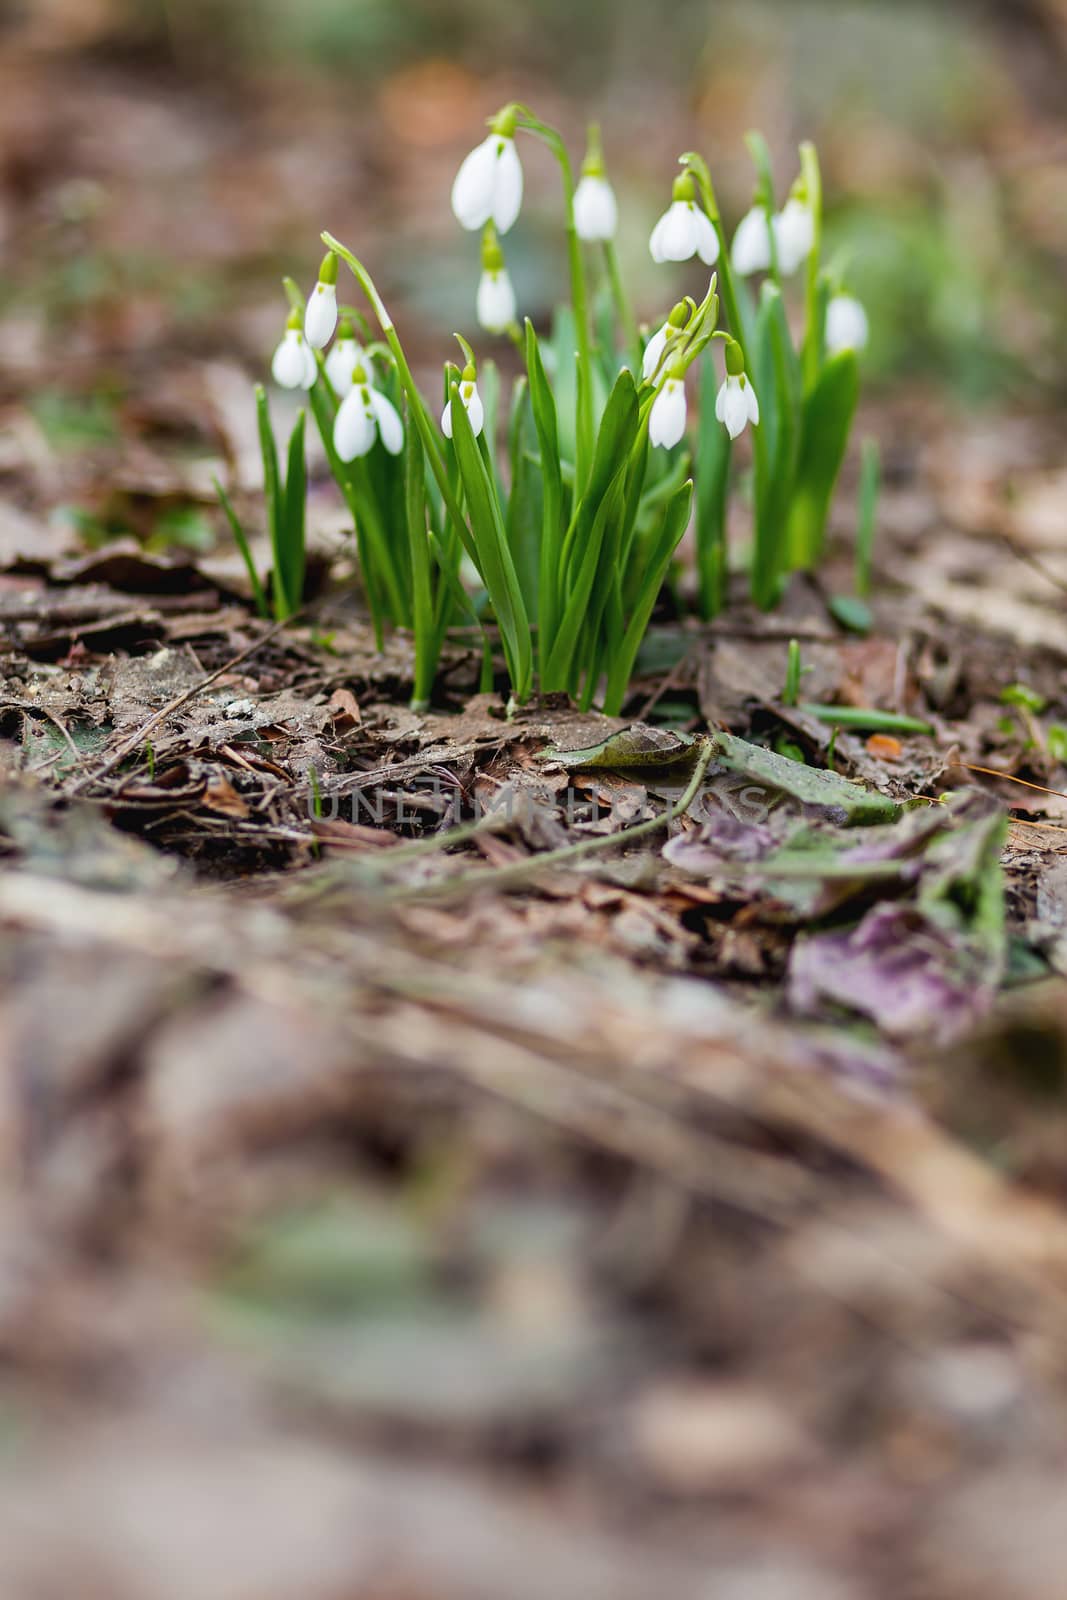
(385, 739, 717, 903)
(68, 612, 302, 797)
(1000, 534, 1067, 599)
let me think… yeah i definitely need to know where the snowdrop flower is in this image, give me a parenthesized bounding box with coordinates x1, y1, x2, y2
(476, 224, 517, 334)
(441, 362, 485, 439)
(649, 371, 688, 449)
(573, 172, 618, 241)
(271, 311, 317, 390)
(304, 252, 339, 349)
(772, 196, 814, 276)
(715, 340, 760, 440)
(324, 319, 364, 396)
(641, 300, 690, 382)
(333, 365, 404, 462)
(451, 106, 523, 235)
(731, 205, 773, 276)
(825, 293, 869, 356)
(649, 173, 719, 267)
(572, 125, 617, 242)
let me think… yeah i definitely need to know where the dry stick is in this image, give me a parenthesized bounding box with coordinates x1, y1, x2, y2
(384, 739, 717, 903)
(68, 612, 302, 797)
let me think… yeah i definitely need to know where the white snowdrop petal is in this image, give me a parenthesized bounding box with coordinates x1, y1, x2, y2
(465, 385, 485, 437)
(641, 323, 669, 381)
(720, 376, 750, 440)
(573, 175, 617, 241)
(773, 199, 814, 276)
(271, 331, 307, 389)
(658, 201, 697, 262)
(477, 268, 517, 333)
(300, 343, 318, 390)
(451, 135, 499, 231)
(369, 387, 404, 456)
(649, 379, 687, 449)
(693, 207, 720, 267)
(744, 377, 760, 425)
(648, 210, 671, 262)
(492, 137, 524, 234)
(333, 390, 376, 461)
(731, 207, 773, 276)
(325, 339, 361, 395)
(304, 283, 338, 350)
(714, 380, 727, 424)
(825, 294, 869, 355)
(441, 399, 454, 439)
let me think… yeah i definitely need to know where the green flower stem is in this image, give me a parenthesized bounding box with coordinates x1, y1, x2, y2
(514, 108, 595, 495)
(602, 238, 642, 372)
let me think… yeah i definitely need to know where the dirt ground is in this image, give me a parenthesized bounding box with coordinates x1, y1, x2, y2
(4, 14, 1067, 1598)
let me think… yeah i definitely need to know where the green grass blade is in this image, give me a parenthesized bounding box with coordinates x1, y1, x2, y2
(213, 476, 270, 619)
(695, 351, 731, 619)
(525, 319, 564, 667)
(784, 349, 859, 570)
(280, 409, 307, 615)
(449, 384, 533, 701)
(255, 384, 288, 617)
(603, 480, 694, 715)
(404, 408, 437, 709)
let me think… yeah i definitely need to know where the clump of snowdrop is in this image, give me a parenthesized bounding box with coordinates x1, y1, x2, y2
(271, 310, 317, 390)
(572, 125, 617, 242)
(716, 339, 760, 440)
(451, 105, 524, 234)
(649, 172, 719, 266)
(227, 111, 871, 708)
(334, 363, 404, 461)
(304, 252, 339, 349)
(476, 223, 517, 335)
(825, 293, 869, 356)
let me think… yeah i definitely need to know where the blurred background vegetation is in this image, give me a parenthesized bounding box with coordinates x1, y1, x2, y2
(1, 0, 1066, 465)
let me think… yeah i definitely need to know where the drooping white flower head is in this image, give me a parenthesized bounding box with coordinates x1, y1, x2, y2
(333, 365, 404, 462)
(772, 196, 815, 276)
(451, 106, 524, 235)
(731, 205, 773, 276)
(573, 128, 618, 242)
(573, 173, 618, 242)
(715, 341, 760, 440)
(825, 293, 869, 356)
(304, 252, 339, 349)
(324, 320, 365, 396)
(641, 299, 691, 382)
(649, 173, 719, 267)
(649, 374, 688, 450)
(271, 312, 317, 390)
(441, 363, 485, 439)
(475, 224, 517, 334)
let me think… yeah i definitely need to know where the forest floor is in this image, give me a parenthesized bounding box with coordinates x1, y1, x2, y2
(4, 28, 1067, 1600)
